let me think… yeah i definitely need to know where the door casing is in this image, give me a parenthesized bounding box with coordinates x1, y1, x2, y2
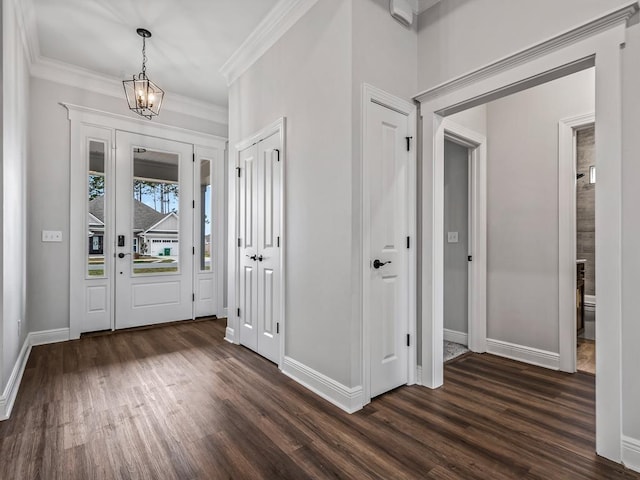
(361, 84, 417, 405)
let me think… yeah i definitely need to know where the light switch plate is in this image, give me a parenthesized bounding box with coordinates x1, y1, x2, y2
(447, 232, 459, 243)
(42, 230, 63, 242)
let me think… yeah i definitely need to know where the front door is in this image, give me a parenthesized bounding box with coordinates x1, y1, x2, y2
(366, 101, 411, 397)
(237, 131, 282, 363)
(114, 132, 194, 329)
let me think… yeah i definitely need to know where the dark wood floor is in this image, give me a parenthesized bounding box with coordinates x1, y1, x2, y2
(1, 319, 638, 479)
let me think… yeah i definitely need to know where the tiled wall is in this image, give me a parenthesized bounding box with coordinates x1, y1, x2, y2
(577, 126, 595, 296)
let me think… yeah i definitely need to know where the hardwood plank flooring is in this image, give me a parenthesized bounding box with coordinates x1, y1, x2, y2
(1, 318, 637, 479)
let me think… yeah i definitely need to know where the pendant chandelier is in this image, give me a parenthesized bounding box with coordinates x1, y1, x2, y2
(123, 28, 164, 120)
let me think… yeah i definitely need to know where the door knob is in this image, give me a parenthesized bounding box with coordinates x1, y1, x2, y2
(373, 259, 391, 269)
(246, 254, 257, 261)
(258, 255, 264, 262)
(118, 252, 131, 259)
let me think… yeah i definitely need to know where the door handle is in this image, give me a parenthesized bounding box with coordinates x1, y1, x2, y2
(257, 255, 264, 262)
(246, 254, 257, 261)
(373, 259, 391, 269)
(117, 252, 131, 259)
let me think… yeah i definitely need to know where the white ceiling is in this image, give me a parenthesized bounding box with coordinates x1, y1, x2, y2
(31, 0, 280, 108)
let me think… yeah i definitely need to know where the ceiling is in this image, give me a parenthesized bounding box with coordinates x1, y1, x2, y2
(31, 0, 280, 108)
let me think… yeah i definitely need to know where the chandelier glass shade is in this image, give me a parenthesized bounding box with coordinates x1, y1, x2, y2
(123, 28, 164, 120)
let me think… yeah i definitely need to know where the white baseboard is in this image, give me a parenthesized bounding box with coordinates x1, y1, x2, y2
(29, 328, 70, 346)
(0, 337, 31, 421)
(486, 338, 560, 370)
(282, 356, 363, 414)
(416, 365, 422, 385)
(224, 326, 236, 344)
(444, 329, 468, 346)
(623, 436, 640, 473)
(0, 327, 71, 421)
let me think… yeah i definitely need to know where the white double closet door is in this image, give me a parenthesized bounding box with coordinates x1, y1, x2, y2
(237, 131, 282, 364)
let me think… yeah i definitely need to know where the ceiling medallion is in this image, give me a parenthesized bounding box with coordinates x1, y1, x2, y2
(122, 28, 164, 120)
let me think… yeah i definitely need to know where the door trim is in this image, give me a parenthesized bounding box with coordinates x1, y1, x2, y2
(361, 84, 417, 405)
(442, 119, 487, 354)
(229, 118, 286, 369)
(415, 12, 630, 461)
(558, 112, 595, 373)
(66, 104, 227, 339)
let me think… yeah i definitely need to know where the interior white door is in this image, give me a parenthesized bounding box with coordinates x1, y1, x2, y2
(367, 101, 410, 398)
(238, 143, 259, 351)
(237, 131, 282, 364)
(255, 132, 282, 363)
(115, 132, 194, 329)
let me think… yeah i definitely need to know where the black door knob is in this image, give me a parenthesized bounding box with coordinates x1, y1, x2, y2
(118, 252, 126, 259)
(373, 259, 391, 269)
(258, 255, 264, 262)
(246, 254, 257, 261)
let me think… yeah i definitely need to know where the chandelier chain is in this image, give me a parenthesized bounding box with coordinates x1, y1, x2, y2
(141, 36, 147, 77)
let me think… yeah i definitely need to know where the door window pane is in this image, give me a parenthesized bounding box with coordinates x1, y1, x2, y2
(88, 141, 106, 277)
(200, 159, 212, 271)
(132, 148, 180, 275)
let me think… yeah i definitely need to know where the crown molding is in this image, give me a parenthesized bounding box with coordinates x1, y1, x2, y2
(407, 0, 442, 15)
(220, 0, 320, 86)
(30, 57, 228, 125)
(12, 0, 228, 125)
(413, 2, 639, 104)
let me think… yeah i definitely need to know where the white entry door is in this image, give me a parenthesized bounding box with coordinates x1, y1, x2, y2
(238, 131, 282, 363)
(115, 132, 194, 329)
(366, 101, 411, 398)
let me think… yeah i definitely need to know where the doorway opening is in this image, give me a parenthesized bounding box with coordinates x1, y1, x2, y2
(442, 122, 487, 363)
(575, 123, 596, 374)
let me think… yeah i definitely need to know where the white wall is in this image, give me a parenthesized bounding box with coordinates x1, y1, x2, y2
(228, 0, 417, 391)
(2, 0, 30, 392)
(484, 68, 594, 353)
(351, 0, 418, 385)
(229, 0, 354, 386)
(417, 0, 629, 92)
(443, 139, 468, 335)
(27, 77, 227, 333)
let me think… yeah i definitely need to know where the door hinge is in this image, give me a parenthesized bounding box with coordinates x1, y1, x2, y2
(406, 136, 413, 152)
(277, 236, 280, 247)
(192, 200, 195, 208)
(274, 149, 280, 162)
(406, 334, 410, 347)
(237, 238, 241, 248)
(237, 307, 240, 317)
(407, 236, 410, 249)
(193, 153, 195, 162)
(192, 293, 195, 302)
(192, 246, 195, 255)
(468, 255, 473, 262)
(276, 322, 280, 334)
(236, 166, 241, 178)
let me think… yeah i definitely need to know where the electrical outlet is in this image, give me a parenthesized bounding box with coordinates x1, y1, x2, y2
(42, 230, 63, 242)
(447, 232, 459, 243)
